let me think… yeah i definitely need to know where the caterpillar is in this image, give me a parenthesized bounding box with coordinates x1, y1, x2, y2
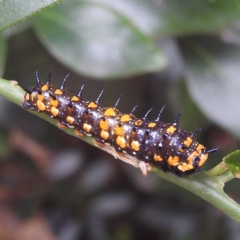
(22, 70, 219, 176)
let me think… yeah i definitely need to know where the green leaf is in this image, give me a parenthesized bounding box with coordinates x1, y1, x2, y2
(0, 0, 62, 31)
(0, 34, 7, 76)
(180, 36, 240, 139)
(90, 0, 240, 36)
(31, 0, 240, 79)
(33, 0, 166, 79)
(156, 0, 240, 36)
(224, 150, 240, 178)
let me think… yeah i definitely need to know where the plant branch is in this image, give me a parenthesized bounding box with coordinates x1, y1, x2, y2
(152, 167, 240, 224)
(217, 170, 235, 183)
(207, 161, 229, 176)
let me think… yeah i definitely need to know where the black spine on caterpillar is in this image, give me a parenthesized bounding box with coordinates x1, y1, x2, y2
(23, 70, 219, 176)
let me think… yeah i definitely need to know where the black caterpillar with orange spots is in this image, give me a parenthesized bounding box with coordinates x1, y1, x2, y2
(23, 70, 219, 176)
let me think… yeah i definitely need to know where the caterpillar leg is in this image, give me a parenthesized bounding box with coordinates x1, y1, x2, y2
(94, 141, 152, 176)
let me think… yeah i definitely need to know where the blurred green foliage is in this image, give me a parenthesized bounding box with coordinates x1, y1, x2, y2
(1, 0, 240, 238)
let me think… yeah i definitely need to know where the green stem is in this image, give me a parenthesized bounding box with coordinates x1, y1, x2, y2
(1, 77, 240, 223)
(0, 79, 24, 106)
(217, 170, 235, 183)
(207, 161, 228, 176)
(152, 167, 240, 224)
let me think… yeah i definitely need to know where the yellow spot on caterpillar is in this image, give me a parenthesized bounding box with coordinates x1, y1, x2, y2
(100, 119, 108, 130)
(197, 144, 208, 167)
(120, 114, 132, 122)
(71, 96, 79, 101)
(55, 89, 63, 95)
(100, 130, 109, 140)
(185, 150, 205, 170)
(166, 125, 176, 134)
(104, 108, 117, 117)
(184, 137, 193, 147)
(187, 151, 197, 162)
(167, 156, 180, 166)
(178, 163, 194, 172)
(41, 85, 48, 91)
(179, 148, 185, 153)
(50, 106, 59, 116)
(198, 154, 208, 167)
(37, 94, 44, 101)
(116, 136, 127, 148)
(148, 122, 156, 128)
(83, 123, 92, 133)
(25, 94, 30, 101)
(154, 155, 163, 161)
(50, 99, 58, 107)
(88, 102, 98, 108)
(134, 120, 143, 126)
(31, 94, 35, 101)
(197, 144, 205, 152)
(67, 116, 75, 124)
(115, 125, 124, 136)
(131, 141, 140, 151)
(37, 100, 46, 111)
